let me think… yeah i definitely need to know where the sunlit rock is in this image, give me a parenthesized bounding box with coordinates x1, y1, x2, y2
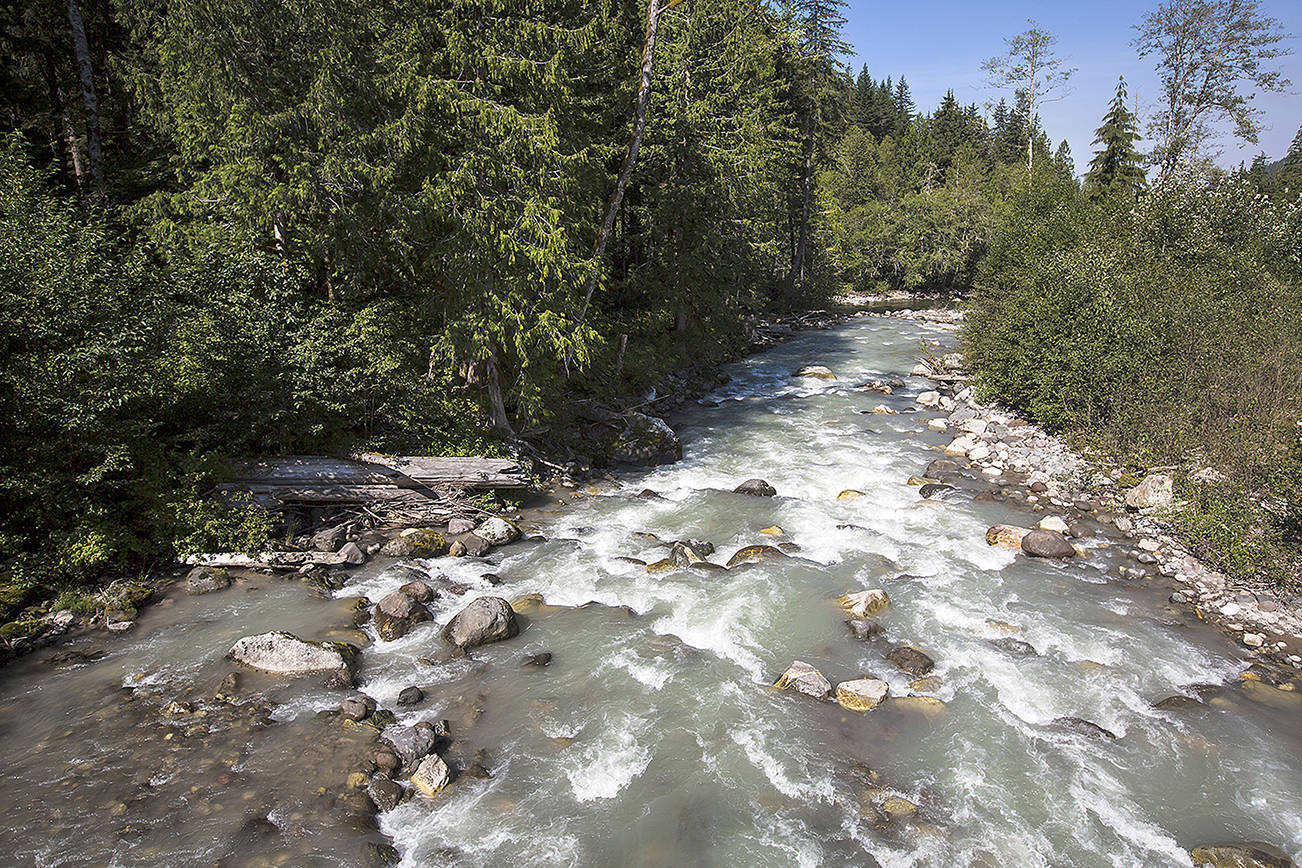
(839, 589, 890, 618)
(835, 678, 888, 711)
(774, 661, 831, 699)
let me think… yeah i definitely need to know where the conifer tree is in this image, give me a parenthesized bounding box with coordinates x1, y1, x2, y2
(786, 0, 850, 291)
(1084, 77, 1145, 200)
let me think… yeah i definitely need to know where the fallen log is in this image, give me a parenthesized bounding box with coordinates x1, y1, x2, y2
(184, 551, 351, 570)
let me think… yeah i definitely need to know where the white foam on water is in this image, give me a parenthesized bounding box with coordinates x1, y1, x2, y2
(561, 715, 653, 803)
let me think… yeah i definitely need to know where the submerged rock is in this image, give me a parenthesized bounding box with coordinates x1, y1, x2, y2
(839, 589, 890, 618)
(185, 566, 231, 595)
(886, 645, 935, 677)
(410, 754, 453, 797)
(886, 696, 946, 716)
(227, 631, 357, 677)
(1021, 529, 1076, 559)
(1189, 843, 1293, 868)
(846, 619, 885, 641)
(734, 478, 777, 497)
(836, 678, 889, 711)
(1051, 716, 1117, 739)
(774, 661, 832, 699)
(725, 545, 787, 568)
(989, 637, 1038, 657)
(442, 597, 520, 649)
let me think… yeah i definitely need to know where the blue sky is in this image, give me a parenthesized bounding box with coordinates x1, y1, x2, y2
(843, 0, 1302, 171)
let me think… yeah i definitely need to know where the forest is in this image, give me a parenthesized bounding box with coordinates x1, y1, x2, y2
(1, 0, 1300, 623)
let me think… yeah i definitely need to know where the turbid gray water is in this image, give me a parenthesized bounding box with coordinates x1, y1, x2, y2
(1, 314, 1300, 867)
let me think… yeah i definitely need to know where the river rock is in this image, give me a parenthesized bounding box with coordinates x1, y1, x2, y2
(381, 530, 447, 558)
(399, 580, 436, 604)
(523, 651, 553, 667)
(880, 796, 919, 819)
(1052, 717, 1117, 739)
(838, 489, 866, 501)
(459, 534, 491, 557)
(1188, 842, 1293, 868)
(1038, 516, 1070, 534)
(925, 459, 961, 477)
(774, 661, 832, 699)
(887, 696, 946, 716)
(442, 597, 519, 649)
(340, 695, 376, 721)
(410, 754, 453, 797)
(447, 517, 477, 535)
(794, 365, 837, 380)
(836, 678, 889, 711)
(374, 589, 433, 641)
(916, 390, 941, 408)
(919, 483, 955, 500)
(1125, 474, 1174, 510)
(846, 619, 885, 641)
(476, 517, 521, 546)
(1020, 529, 1076, 559)
(368, 777, 405, 812)
(725, 545, 787, 567)
(185, 566, 231, 595)
(986, 525, 1031, 549)
(397, 686, 425, 706)
(944, 436, 978, 456)
(227, 632, 358, 676)
(613, 412, 683, 466)
(886, 645, 935, 677)
(382, 722, 440, 768)
(670, 540, 712, 567)
(734, 478, 777, 497)
(989, 637, 1038, 657)
(840, 589, 890, 618)
(339, 542, 367, 565)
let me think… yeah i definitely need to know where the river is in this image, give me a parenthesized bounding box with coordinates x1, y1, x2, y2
(1, 313, 1300, 867)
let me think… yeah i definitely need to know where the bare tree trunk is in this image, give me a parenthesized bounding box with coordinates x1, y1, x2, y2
(483, 351, 514, 437)
(579, 0, 683, 321)
(789, 107, 816, 291)
(66, 0, 103, 194)
(614, 333, 628, 378)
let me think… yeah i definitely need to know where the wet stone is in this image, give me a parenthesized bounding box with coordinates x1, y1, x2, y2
(396, 686, 425, 706)
(522, 652, 553, 667)
(989, 637, 1038, 657)
(886, 645, 935, 677)
(846, 619, 885, 641)
(367, 777, 404, 812)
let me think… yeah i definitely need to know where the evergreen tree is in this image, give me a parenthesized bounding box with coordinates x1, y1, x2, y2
(1084, 77, 1145, 201)
(894, 77, 914, 134)
(853, 64, 874, 127)
(786, 0, 850, 291)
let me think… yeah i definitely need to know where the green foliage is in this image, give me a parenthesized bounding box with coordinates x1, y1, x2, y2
(966, 172, 1302, 587)
(1085, 78, 1145, 201)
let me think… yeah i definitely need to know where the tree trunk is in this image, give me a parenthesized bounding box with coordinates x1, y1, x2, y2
(789, 106, 817, 290)
(483, 351, 514, 437)
(66, 0, 103, 194)
(579, 0, 682, 321)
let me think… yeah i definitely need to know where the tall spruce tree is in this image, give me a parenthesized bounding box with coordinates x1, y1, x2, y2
(786, 0, 850, 292)
(1084, 76, 1145, 200)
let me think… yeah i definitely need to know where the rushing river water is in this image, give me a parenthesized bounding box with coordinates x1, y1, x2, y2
(2, 314, 1300, 867)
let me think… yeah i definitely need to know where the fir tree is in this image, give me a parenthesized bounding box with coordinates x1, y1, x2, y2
(1084, 77, 1145, 200)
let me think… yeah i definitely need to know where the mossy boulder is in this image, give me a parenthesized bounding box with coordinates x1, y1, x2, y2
(381, 530, 447, 559)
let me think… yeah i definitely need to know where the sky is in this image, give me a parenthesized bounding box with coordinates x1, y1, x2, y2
(843, 0, 1302, 172)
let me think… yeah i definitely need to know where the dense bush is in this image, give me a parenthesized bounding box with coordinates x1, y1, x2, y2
(965, 173, 1302, 588)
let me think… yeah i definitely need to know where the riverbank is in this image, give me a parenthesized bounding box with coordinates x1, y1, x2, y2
(887, 308, 1302, 664)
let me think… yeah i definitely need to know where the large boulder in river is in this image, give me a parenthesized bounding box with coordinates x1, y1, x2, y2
(793, 365, 837, 380)
(734, 478, 777, 497)
(185, 566, 230, 595)
(1020, 529, 1076, 559)
(612, 412, 683, 466)
(410, 754, 453, 797)
(381, 530, 447, 559)
(382, 722, 439, 768)
(986, 525, 1031, 549)
(886, 645, 935, 677)
(374, 588, 433, 642)
(1124, 473, 1174, 510)
(442, 597, 519, 649)
(773, 661, 831, 699)
(475, 517, 521, 546)
(1189, 842, 1294, 868)
(227, 631, 358, 677)
(835, 678, 889, 711)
